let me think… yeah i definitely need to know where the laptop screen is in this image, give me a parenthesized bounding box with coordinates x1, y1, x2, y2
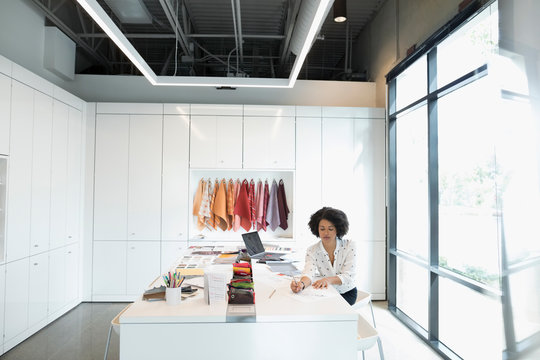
(241, 232, 266, 256)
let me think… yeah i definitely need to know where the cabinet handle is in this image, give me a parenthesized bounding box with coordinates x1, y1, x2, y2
(33, 263, 38, 266)
(273, 160, 278, 164)
(219, 160, 224, 163)
(131, 246, 135, 250)
(178, 233, 183, 236)
(131, 233, 135, 235)
(68, 251, 72, 254)
(68, 235, 72, 239)
(34, 244, 39, 247)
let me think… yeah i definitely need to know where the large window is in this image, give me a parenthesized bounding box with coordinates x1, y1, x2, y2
(385, 2, 540, 359)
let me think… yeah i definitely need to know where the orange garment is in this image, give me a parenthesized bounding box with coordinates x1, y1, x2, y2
(234, 180, 252, 232)
(213, 179, 228, 231)
(226, 179, 235, 230)
(193, 178, 207, 231)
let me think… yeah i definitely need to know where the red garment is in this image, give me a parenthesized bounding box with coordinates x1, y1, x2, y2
(234, 180, 252, 232)
(248, 179, 256, 228)
(277, 179, 289, 230)
(259, 180, 269, 231)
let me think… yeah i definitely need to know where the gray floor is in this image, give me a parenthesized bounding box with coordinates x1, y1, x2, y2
(0, 301, 441, 360)
(0, 302, 128, 360)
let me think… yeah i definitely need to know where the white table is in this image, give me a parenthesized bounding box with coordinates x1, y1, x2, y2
(119, 264, 358, 360)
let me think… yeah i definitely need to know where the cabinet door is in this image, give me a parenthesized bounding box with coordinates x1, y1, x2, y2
(30, 91, 53, 256)
(94, 115, 129, 240)
(6, 81, 33, 262)
(92, 241, 126, 296)
(50, 100, 69, 249)
(66, 108, 83, 244)
(48, 247, 66, 315)
(127, 115, 162, 241)
(295, 117, 322, 246)
(353, 118, 386, 241)
(4, 258, 29, 341)
(190, 115, 242, 168)
(126, 241, 160, 295)
(162, 115, 189, 241)
(0, 264, 5, 351)
(243, 116, 295, 169)
(65, 243, 79, 303)
(28, 252, 49, 327)
(0, 74, 10, 155)
(160, 241, 187, 272)
(322, 118, 354, 217)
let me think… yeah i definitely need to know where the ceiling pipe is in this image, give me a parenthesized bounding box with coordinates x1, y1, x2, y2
(234, 0, 244, 65)
(159, 0, 192, 57)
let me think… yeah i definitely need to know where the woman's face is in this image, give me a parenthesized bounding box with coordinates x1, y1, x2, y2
(318, 219, 337, 243)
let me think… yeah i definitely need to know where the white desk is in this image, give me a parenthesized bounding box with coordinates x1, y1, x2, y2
(120, 264, 358, 360)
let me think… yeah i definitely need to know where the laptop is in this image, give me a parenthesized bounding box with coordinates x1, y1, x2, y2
(241, 231, 285, 260)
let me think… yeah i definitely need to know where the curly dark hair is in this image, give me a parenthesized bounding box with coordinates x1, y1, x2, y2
(308, 207, 349, 239)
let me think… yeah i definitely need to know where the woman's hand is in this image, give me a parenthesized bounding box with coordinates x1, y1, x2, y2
(290, 279, 303, 293)
(312, 278, 331, 289)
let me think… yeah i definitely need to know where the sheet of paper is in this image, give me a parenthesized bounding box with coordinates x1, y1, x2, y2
(287, 286, 339, 302)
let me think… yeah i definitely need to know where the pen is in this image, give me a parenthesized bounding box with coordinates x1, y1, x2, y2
(269, 289, 276, 299)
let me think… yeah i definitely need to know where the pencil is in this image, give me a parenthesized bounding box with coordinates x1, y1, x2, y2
(269, 289, 276, 299)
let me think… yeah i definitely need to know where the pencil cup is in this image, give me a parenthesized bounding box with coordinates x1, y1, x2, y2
(166, 287, 182, 305)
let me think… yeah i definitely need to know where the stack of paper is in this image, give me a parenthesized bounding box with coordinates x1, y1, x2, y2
(204, 271, 229, 305)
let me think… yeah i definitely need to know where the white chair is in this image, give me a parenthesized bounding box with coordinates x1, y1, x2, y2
(352, 290, 384, 359)
(104, 304, 132, 360)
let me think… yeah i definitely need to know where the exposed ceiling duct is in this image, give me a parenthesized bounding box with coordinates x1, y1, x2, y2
(289, 0, 333, 56)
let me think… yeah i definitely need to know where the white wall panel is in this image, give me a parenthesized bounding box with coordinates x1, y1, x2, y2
(0, 73, 11, 155)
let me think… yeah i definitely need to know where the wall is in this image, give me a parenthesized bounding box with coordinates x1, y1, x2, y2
(353, 0, 463, 107)
(0, 0, 376, 107)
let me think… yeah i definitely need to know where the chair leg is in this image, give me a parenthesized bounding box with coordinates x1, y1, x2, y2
(369, 301, 377, 328)
(104, 324, 113, 360)
(362, 350, 366, 360)
(376, 337, 385, 360)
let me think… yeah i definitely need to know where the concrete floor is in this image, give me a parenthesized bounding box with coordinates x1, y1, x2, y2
(0, 301, 442, 360)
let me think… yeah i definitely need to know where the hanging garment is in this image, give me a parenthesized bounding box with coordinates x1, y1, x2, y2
(234, 179, 252, 232)
(207, 180, 219, 230)
(255, 180, 265, 231)
(198, 179, 212, 230)
(213, 179, 229, 231)
(226, 178, 235, 230)
(193, 178, 207, 231)
(260, 180, 270, 231)
(248, 179, 256, 229)
(266, 179, 280, 231)
(233, 179, 242, 231)
(277, 179, 290, 230)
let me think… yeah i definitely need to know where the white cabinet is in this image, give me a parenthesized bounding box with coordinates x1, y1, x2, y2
(6, 81, 33, 262)
(321, 118, 355, 218)
(162, 115, 189, 241)
(28, 252, 49, 327)
(0, 157, 6, 261)
(93, 241, 127, 296)
(94, 115, 129, 240)
(160, 241, 188, 272)
(66, 108, 83, 244)
(65, 243, 79, 303)
(0, 73, 10, 155)
(50, 100, 69, 249)
(0, 263, 5, 352)
(190, 115, 243, 168)
(48, 247, 65, 315)
(94, 114, 162, 241)
(4, 257, 29, 342)
(127, 115, 162, 240)
(30, 91, 53, 256)
(243, 116, 295, 169)
(352, 118, 386, 241)
(126, 241, 160, 295)
(295, 117, 322, 246)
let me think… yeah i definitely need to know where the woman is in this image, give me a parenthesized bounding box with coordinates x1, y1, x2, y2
(290, 207, 357, 305)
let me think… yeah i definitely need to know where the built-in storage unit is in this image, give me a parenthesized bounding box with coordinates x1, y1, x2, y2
(0, 56, 85, 354)
(90, 103, 386, 301)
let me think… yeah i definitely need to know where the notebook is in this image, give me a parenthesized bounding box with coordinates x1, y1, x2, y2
(241, 231, 285, 260)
